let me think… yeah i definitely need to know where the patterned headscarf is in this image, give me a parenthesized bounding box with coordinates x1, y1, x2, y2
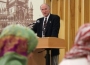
(0, 24, 38, 57)
(65, 23, 90, 60)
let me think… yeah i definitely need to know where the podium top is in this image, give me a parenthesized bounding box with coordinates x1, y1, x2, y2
(36, 37, 66, 49)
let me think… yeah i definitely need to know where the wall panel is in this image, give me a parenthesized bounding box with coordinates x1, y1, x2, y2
(64, 0, 69, 51)
(45, 0, 90, 62)
(44, 0, 51, 8)
(84, 0, 89, 23)
(89, 0, 90, 22)
(75, 0, 81, 33)
(51, 0, 58, 15)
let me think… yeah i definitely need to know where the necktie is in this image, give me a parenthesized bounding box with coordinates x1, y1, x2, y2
(42, 18, 47, 37)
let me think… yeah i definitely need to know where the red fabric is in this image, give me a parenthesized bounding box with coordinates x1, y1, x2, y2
(65, 23, 90, 60)
(0, 36, 28, 57)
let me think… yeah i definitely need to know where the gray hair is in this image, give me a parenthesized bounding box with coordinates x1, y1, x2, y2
(40, 3, 50, 10)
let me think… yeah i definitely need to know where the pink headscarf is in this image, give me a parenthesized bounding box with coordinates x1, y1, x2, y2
(65, 23, 90, 61)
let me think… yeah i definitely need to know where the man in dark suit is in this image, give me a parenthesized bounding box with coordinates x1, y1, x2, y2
(32, 3, 60, 65)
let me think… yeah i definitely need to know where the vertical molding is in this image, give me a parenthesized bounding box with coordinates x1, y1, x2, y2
(78, 0, 81, 27)
(58, 0, 60, 16)
(51, 0, 58, 14)
(84, 0, 89, 23)
(63, 0, 65, 39)
(67, 0, 70, 50)
(81, 0, 84, 24)
(75, 0, 79, 34)
(59, 0, 64, 20)
(59, 0, 66, 62)
(58, 0, 65, 39)
(75, 0, 81, 33)
(58, 1, 65, 40)
(89, 0, 90, 22)
(63, 0, 68, 51)
(69, 0, 75, 49)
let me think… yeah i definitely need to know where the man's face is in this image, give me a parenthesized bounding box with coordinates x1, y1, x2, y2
(40, 4, 50, 17)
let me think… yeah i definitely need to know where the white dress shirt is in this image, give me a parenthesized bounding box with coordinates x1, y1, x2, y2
(42, 14, 50, 37)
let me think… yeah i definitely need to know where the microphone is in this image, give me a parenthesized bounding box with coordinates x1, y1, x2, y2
(38, 49, 45, 53)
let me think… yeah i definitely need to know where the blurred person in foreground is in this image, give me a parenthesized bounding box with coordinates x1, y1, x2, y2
(59, 23, 90, 65)
(0, 24, 38, 65)
(32, 3, 60, 65)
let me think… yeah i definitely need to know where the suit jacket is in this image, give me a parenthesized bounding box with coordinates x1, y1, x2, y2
(32, 14, 60, 56)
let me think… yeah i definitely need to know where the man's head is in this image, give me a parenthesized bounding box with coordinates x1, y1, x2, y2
(40, 3, 50, 17)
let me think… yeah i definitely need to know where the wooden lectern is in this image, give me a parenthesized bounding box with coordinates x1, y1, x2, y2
(28, 37, 66, 65)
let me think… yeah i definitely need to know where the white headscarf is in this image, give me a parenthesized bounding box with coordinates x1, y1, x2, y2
(65, 23, 90, 61)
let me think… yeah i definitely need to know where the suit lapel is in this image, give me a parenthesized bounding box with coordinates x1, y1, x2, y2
(41, 18, 44, 26)
(45, 14, 52, 32)
(40, 18, 44, 31)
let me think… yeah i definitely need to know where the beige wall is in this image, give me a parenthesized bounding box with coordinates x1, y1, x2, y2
(28, 0, 44, 20)
(45, 0, 90, 62)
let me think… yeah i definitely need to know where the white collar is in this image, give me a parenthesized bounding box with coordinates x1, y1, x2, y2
(44, 14, 50, 21)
